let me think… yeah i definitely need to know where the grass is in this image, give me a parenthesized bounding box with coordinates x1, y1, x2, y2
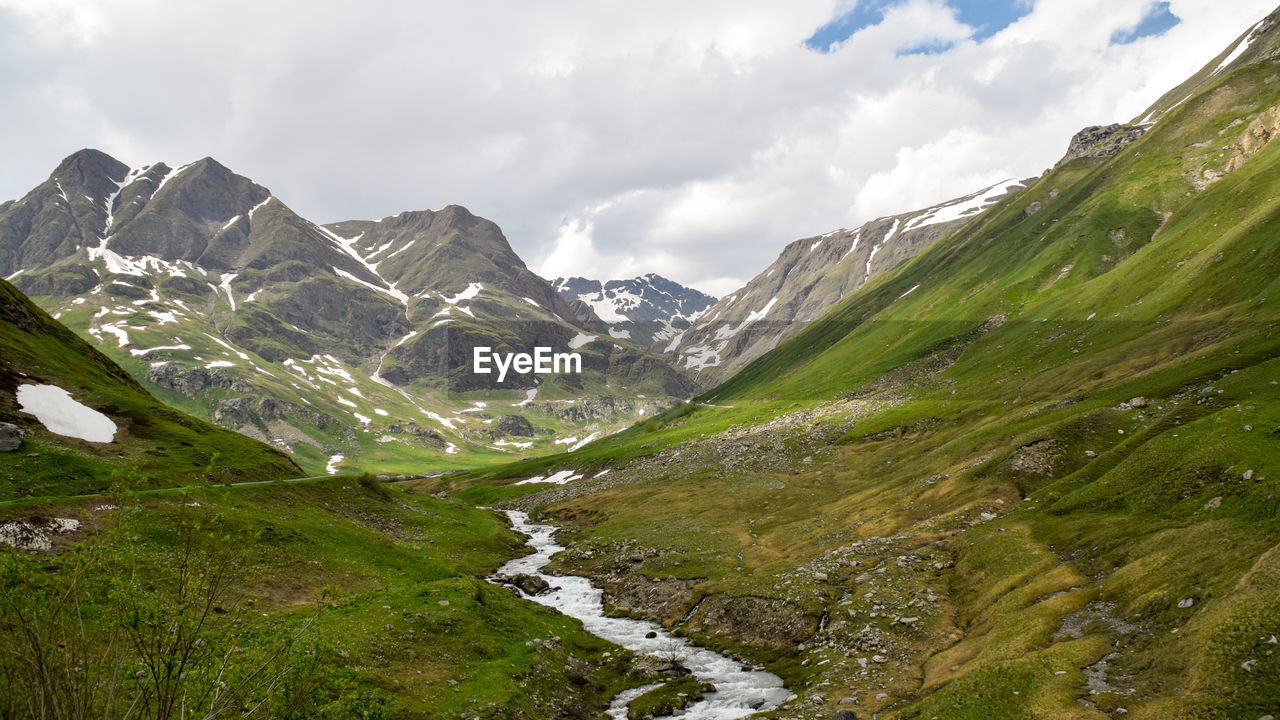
(423, 59, 1280, 719)
(0, 279, 300, 497)
(0, 476, 645, 718)
(627, 677, 714, 720)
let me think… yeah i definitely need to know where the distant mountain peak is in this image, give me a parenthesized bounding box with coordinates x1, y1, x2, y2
(551, 274, 716, 351)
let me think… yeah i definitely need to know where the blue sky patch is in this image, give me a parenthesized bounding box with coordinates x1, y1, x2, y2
(804, 0, 1034, 53)
(1110, 2, 1181, 44)
(898, 39, 957, 56)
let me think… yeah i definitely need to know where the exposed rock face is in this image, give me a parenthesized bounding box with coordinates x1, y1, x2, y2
(494, 414, 535, 436)
(1008, 438, 1063, 476)
(693, 593, 818, 650)
(607, 574, 703, 625)
(215, 396, 346, 441)
(147, 363, 241, 397)
(534, 395, 665, 423)
(1058, 124, 1147, 165)
(1227, 104, 1280, 172)
(0, 422, 23, 451)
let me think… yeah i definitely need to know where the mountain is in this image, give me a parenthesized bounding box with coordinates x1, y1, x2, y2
(0, 152, 694, 474)
(450, 8, 1280, 719)
(669, 178, 1028, 383)
(0, 278, 299, 497)
(551, 274, 716, 351)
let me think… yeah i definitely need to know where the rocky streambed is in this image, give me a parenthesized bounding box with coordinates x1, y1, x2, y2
(493, 510, 793, 719)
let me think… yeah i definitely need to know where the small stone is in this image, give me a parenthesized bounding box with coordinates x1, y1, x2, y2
(815, 572, 829, 581)
(1085, 450, 1097, 458)
(645, 631, 658, 639)
(437, 600, 449, 607)
(1129, 397, 1148, 408)
(1178, 597, 1195, 608)
(1241, 659, 1258, 673)
(1204, 496, 1222, 510)
(1244, 470, 1255, 481)
(838, 697, 857, 705)
(832, 710, 859, 720)
(1245, 425, 1253, 432)
(871, 654, 888, 664)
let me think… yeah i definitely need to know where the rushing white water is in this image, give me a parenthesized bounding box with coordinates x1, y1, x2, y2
(495, 510, 793, 720)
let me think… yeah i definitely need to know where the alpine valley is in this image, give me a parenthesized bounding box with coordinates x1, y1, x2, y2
(1, 6, 1279, 720)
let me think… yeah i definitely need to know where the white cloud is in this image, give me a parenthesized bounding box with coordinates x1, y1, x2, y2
(0, 0, 1274, 297)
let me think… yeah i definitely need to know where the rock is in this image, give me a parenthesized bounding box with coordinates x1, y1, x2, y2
(1025, 201, 1043, 216)
(1009, 438, 1062, 476)
(1203, 496, 1222, 510)
(0, 422, 23, 451)
(833, 710, 859, 720)
(645, 631, 658, 639)
(871, 654, 888, 664)
(1085, 450, 1097, 458)
(838, 697, 857, 705)
(507, 574, 551, 596)
(1177, 597, 1195, 609)
(0, 517, 80, 551)
(149, 363, 237, 397)
(1244, 469, 1255, 481)
(494, 414, 535, 437)
(1129, 396, 1148, 408)
(1058, 124, 1147, 165)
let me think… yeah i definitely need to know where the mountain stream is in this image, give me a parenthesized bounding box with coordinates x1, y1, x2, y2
(493, 510, 793, 719)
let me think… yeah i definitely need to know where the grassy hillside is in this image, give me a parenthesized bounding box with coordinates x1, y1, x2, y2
(429, 55, 1280, 719)
(0, 478, 639, 718)
(0, 279, 301, 498)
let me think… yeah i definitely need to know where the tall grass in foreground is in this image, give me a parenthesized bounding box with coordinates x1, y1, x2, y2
(0, 505, 323, 720)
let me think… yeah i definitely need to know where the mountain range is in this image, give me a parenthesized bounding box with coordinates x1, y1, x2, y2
(0, 152, 694, 474)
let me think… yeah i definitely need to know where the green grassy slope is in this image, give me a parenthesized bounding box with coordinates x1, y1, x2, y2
(0, 279, 300, 497)
(0, 478, 639, 718)
(433, 54, 1280, 719)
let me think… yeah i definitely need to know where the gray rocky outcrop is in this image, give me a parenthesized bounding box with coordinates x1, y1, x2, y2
(0, 422, 24, 451)
(494, 414, 535, 436)
(1058, 124, 1147, 165)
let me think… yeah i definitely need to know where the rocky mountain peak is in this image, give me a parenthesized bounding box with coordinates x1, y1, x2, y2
(49, 149, 129, 198)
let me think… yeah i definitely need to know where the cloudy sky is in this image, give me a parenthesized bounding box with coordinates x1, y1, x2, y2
(1, 0, 1274, 295)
